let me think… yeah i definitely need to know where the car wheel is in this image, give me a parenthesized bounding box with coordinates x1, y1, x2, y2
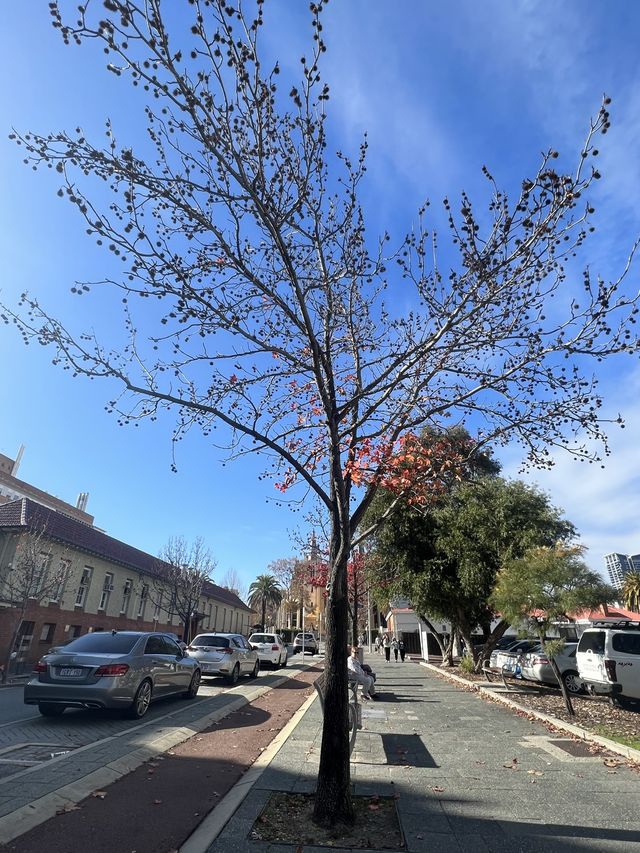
(226, 664, 240, 685)
(562, 670, 585, 695)
(38, 703, 65, 717)
(128, 679, 153, 719)
(184, 669, 201, 699)
(249, 660, 260, 679)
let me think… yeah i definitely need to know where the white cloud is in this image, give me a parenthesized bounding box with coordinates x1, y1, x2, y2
(501, 366, 640, 576)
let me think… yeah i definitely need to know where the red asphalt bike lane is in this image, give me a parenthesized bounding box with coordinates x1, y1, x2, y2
(5, 664, 323, 853)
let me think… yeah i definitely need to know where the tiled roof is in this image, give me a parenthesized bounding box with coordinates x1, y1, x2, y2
(0, 469, 94, 524)
(0, 498, 252, 612)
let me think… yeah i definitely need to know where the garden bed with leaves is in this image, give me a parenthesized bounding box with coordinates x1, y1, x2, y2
(445, 665, 640, 750)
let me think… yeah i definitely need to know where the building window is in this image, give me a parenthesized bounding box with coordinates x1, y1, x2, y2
(121, 579, 133, 615)
(222, 608, 227, 631)
(14, 620, 35, 652)
(99, 573, 114, 611)
(153, 591, 163, 623)
(30, 552, 52, 598)
(208, 602, 213, 628)
(137, 585, 149, 620)
(39, 623, 56, 643)
(75, 567, 93, 607)
(68, 625, 82, 639)
(49, 558, 71, 603)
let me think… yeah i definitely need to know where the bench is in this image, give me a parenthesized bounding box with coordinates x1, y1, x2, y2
(314, 671, 362, 756)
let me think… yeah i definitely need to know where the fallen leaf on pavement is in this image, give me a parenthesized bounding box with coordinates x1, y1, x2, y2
(431, 786, 444, 793)
(604, 758, 622, 768)
(153, 799, 163, 805)
(368, 804, 380, 811)
(527, 770, 544, 776)
(91, 790, 108, 799)
(56, 803, 81, 815)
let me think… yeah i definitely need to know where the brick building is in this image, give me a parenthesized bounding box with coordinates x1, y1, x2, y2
(0, 497, 254, 677)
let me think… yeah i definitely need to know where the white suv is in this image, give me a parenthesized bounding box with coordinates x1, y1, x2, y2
(292, 632, 318, 655)
(576, 622, 640, 707)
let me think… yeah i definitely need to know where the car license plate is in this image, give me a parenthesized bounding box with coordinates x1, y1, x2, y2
(59, 667, 83, 677)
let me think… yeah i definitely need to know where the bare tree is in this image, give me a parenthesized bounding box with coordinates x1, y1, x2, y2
(149, 536, 216, 643)
(4, 0, 640, 825)
(269, 556, 311, 628)
(219, 566, 247, 602)
(0, 523, 70, 682)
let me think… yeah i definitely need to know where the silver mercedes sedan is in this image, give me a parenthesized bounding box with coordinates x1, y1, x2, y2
(24, 630, 201, 718)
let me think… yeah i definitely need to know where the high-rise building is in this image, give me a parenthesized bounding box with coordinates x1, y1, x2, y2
(605, 552, 640, 590)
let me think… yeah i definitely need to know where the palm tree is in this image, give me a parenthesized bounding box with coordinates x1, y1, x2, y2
(622, 570, 640, 613)
(248, 574, 283, 630)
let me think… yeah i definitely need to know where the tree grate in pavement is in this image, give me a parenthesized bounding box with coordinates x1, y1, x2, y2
(0, 742, 78, 778)
(549, 739, 599, 758)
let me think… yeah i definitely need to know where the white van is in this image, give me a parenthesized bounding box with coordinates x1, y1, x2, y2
(576, 622, 640, 707)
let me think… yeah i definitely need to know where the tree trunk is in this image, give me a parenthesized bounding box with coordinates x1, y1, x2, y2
(1, 604, 26, 684)
(312, 514, 353, 827)
(457, 621, 475, 664)
(474, 619, 509, 673)
(442, 630, 455, 667)
(541, 638, 575, 716)
(419, 615, 448, 659)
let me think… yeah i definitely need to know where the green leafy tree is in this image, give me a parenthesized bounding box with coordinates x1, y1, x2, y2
(368, 477, 575, 667)
(4, 0, 640, 828)
(491, 544, 614, 714)
(622, 570, 640, 613)
(248, 574, 283, 630)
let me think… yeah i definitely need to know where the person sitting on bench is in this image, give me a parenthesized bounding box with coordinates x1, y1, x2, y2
(347, 646, 377, 700)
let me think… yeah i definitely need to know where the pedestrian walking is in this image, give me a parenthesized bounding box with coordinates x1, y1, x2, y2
(374, 635, 381, 654)
(399, 638, 406, 662)
(392, 636, 399, 661)
(382, 632, 391, 662)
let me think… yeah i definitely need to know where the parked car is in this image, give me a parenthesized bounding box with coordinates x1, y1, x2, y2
(24, 631, 201, 719)
(576, 622, 640, 707)
(488, 639, 540, 674)
(248, 633, 288, 669)
(186, 632, 259, 683)
(292, 632, 318, 655)
(519, 642, 585, 694)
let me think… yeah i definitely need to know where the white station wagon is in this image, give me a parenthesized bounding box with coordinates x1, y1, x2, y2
(186, 633, 259, 684)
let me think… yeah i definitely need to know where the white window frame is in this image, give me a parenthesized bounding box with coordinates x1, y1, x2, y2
(49, 558, 71, 603)
(153, 591, 163, 622)
(30, 552, 52, 598)
(99, 572, 114, 611)
(75, 567, 93, 608)
(137, 584, 149, 620)
(121, 579, 133, 615)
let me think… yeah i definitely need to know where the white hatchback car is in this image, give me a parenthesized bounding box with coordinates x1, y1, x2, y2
(186, 633, 259, 684)
(248, 633, 288, 669)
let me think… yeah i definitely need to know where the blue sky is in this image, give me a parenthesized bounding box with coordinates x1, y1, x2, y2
(1, 1, 639, 589)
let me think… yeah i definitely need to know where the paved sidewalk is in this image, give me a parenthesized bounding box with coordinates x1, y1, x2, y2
(197, 653, 640, 853)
